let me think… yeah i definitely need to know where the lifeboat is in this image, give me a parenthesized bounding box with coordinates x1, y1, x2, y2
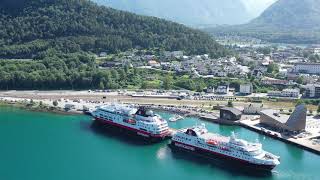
(207, 139, 218, 146)
(124, 119, 136, 125)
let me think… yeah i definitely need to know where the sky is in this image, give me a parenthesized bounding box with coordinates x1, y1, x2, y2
(241, 0, 278, 16)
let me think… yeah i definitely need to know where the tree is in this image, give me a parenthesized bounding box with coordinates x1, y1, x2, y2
(309, 110, 313, 115)
(296, 76, 304, 84)
(99, 81, 105, 90)
(163, 75, 173, 90)
(53, 100, 58, 107)
(296, 99, 303, 106)
(317, 105, 320, 114)
(227, 101, 233, 107)
(267, 63, 279, 74)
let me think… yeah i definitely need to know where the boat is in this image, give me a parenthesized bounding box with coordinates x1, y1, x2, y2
(91, 104, 170, 141)
(169, 124, 280, 171)
(169, 115, 184, 122)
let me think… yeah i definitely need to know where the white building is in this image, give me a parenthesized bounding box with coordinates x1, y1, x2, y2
(268, 89, 300, 98)
(292, 63, 320, 75)
(216, 85, 229, 94)
(243, 104, 264, 115)
(239, 83, 253, 95)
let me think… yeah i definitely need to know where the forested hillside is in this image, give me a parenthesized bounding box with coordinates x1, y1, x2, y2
(0, 0, 229, 90)
(0, 0, 227, 59)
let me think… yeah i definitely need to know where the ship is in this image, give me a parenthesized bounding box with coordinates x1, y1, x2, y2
(169, 115, 184, 122)
(91, 104, 170, 141)
(169, 124, 280, 171)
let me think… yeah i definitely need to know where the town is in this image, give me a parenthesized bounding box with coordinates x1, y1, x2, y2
(96, 44, 320, 101)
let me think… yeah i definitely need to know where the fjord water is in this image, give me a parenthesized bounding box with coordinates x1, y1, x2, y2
(0, 106, 319, 180)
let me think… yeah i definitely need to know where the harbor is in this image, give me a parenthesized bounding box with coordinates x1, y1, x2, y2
(2, 92, 320, 157)
(0, 106, 320, 180)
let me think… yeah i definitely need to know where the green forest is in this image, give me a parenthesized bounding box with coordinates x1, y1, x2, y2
(0, 52, 245, 91)
(0, 0, 230, 90)
(0, 0, 228, 59)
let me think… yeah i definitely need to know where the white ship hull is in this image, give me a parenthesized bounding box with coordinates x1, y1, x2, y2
(169, 140, 276, 171)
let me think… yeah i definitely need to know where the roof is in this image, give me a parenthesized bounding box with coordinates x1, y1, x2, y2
(260, 109, 289, 124)
(294, 63, 320, 66)
(220, 107, 242, 116)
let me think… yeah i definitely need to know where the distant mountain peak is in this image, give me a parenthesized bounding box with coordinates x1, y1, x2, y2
(92, 0, 260, 26)
(207, 0, 320, 44)
(250, 0, 320, 29)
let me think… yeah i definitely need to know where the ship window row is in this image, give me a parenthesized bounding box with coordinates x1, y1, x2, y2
(175, 136, 191, 141)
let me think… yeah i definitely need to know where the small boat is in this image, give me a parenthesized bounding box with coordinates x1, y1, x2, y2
(169, 115, 184, 122)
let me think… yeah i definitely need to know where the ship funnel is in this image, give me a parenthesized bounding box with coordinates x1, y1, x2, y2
(231, 131, 236, 140)
(201, 123, 206, 128)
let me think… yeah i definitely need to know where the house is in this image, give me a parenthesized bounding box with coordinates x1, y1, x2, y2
(99, 52, 107, 57)
(206, 86, 214, 93)
(148, 60, 160, 68)
(216, 85, 229, 94)
(239, 83, 253, 95)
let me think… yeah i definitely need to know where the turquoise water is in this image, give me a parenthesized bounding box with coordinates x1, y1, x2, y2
(0, 106, 319, 180)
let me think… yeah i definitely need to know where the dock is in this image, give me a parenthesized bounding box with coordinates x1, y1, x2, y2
(239, 120, 320, 156)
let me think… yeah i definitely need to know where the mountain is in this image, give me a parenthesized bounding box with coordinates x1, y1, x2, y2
(250, 0, 320, 29)
(240, 0, 278, 18)
(206, 0, 320, 44)
(93, 0, 255, 26)
(0, 0, 228, 59)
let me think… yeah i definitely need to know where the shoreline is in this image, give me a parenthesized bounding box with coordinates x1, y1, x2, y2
(1, 94, 320, 156)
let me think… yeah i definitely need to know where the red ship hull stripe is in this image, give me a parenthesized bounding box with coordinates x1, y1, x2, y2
(172, 140, 273, 167)
(95, 117, 169, 138)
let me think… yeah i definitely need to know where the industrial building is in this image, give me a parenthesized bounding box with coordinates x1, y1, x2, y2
(220, 107, 242, 121)
(260, 104, 307, 132)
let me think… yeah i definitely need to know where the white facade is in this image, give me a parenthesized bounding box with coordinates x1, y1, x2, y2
(292, 63, 320, 75)
(216, 85, 229, 94)
(268, 89, 300, 98)
(240, 84, 253, 94)
(243, 104, 264, 115)
(171, 125, 280, 167)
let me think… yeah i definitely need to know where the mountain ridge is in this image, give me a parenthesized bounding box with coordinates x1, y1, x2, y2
(206, 0, 320, 44)
(92, 0, 256, 26)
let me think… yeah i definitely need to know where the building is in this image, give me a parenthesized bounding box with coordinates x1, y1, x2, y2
(216, 85, 229, 94)
(148, 60, 160, 67)
(239, 83, 253, 95)
(292, 63, 320, 75)
(206, 86, 214, 93)
(243, 104, 264, 115)
(260, 104, 307, 132)
(267, 89, 300, 98)
(304, 84, 320, 98)
(261, 77, 288, 86)
(220, 107, 242, 121)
